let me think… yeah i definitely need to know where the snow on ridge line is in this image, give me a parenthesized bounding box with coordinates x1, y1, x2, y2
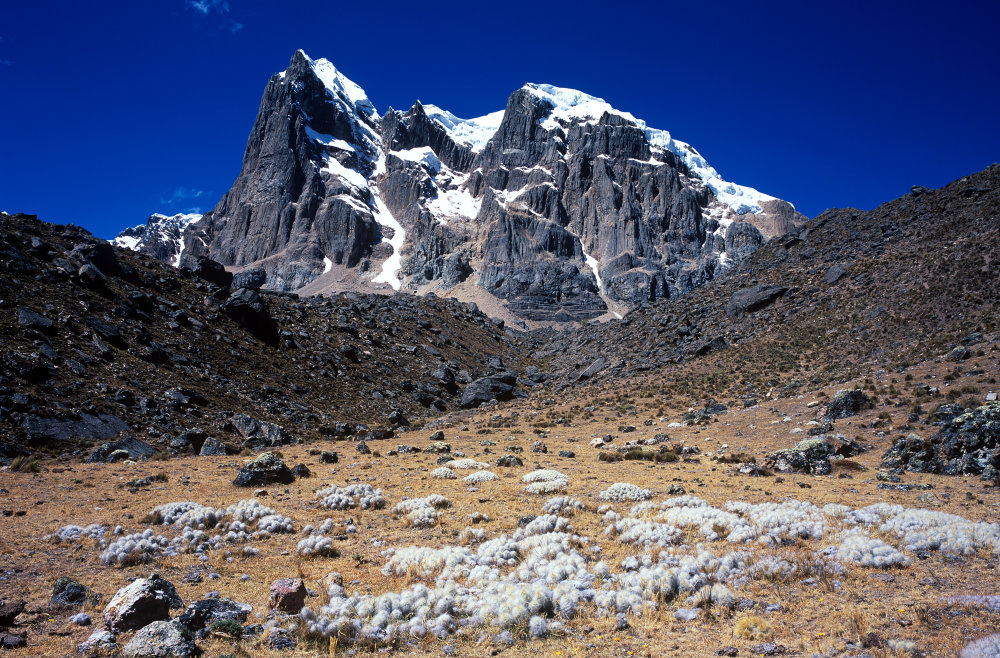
(422, 104, 505, 153)
(296, 50, 378, 119)
(521, 82, 782, 215)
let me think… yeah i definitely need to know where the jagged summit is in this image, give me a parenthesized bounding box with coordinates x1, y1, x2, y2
(116, 50, 805, 324)
(113, 212, 200, 267)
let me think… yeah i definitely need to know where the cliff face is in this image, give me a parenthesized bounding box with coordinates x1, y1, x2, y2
(123, 51, 804, 323)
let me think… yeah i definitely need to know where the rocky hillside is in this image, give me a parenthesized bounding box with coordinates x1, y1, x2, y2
(119, 50, 802, 324)
(537, 165, 1000, 395)
(0, 213, 533, 462)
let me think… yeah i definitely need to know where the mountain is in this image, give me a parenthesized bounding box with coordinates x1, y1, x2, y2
(112, 213, 200, 266)
(117, 50, 803, 324)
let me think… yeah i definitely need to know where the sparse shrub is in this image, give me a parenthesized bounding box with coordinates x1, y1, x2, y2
(599, 483, 652, 502)
(10, 455, 39, 473)
(211, 618, 244, 639)
(734, 614, 773, 640)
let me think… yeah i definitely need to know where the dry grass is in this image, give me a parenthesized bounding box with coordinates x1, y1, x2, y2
(2, 343, 1000, 656)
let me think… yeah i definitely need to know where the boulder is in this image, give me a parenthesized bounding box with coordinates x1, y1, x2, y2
(460, 372, 517, 408)
(16, 307, 54, 333)
(765, 438, 832, 475)
(881, 402, 1000, 480)
(122, 620, 197, 658)
(0, 630, 26, 649)
(0, 599, 25, 626)
(825, 389, 874, 420)
(220, 288, 278, 346)
(87, 436, 154, 463)
(269, 578, 307, 613)
(103, 575, 182, 633)
(188, 256, 233, 288)
(78, 629, 117, 654)
(232, 267, 267, 290)
(51, 577, 101, 608)
(177, 597, 252, 632)
(824, 263, 849, 284)
(198, 438, 228, 456)
(231, 413, 291, 450)
(726, 285, 787, 318)
(233, 452, 294, 487)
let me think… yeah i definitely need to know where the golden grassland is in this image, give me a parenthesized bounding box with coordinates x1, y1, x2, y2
(1, 347, 999, 657)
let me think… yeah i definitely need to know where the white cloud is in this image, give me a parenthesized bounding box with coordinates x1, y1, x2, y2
(161, 187, 208, 208)
(187, 0, 230, 15)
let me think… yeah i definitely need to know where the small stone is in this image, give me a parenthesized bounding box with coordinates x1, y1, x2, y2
(674, 608, 699, 621)
(716, 648, 739, 657)
(70, 613, 91, 626)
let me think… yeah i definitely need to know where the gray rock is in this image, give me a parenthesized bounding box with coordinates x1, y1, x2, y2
(825, 389, 874, 420)
(232, 413, 291, 450)
(219, 288, 278, 346)
(460, 372, 517, 408)
(882, 402, 1000, 480)
(78, 629, 116, 654)
(198, 438, 227, 456)
(233, 452, 294, 487)
(24, 413, 130, 444)
(51, 577, 101, 608)
(824, 263, 849, 284)
(726, 285, 787, 318)
(674, 608, 699, 621)
(103, 575, 182, 633)
(86, 436, 153, 463)
(69, 613, 91, 626)
(232, 267, 267, 290)
(766, 438, 833, 476)
(122, 620, 196, 658)
(177, 597, 252, 631)
(16, 307, 54, 333)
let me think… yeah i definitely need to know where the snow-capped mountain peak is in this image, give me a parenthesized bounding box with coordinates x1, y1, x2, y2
(120, 51, 805, 324)
(521, 82, 780, 216)
(113, 212, 200, 267)
(297, 50, 378, 120)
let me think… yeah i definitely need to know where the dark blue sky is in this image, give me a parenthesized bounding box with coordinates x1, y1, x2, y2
(2, 0, 997, 239)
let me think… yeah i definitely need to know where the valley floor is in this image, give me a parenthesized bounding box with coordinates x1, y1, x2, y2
(2, 342, 999, 657)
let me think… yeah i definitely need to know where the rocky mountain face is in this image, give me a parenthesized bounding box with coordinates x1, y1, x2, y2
(113, 213, 200, 267)
(536, 165, 1000, 393)
(120, 50, 803, 324)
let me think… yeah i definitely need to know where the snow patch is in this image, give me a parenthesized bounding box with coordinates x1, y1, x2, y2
(323, 256, 332, 274)
(428, 187, 482, 225)
(305, 126, 356, 152)
(422, 104, 505, 152)
(392, 146, 442, 172)
(320, 156, 369, 190)
(370, 155, 404, 291)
